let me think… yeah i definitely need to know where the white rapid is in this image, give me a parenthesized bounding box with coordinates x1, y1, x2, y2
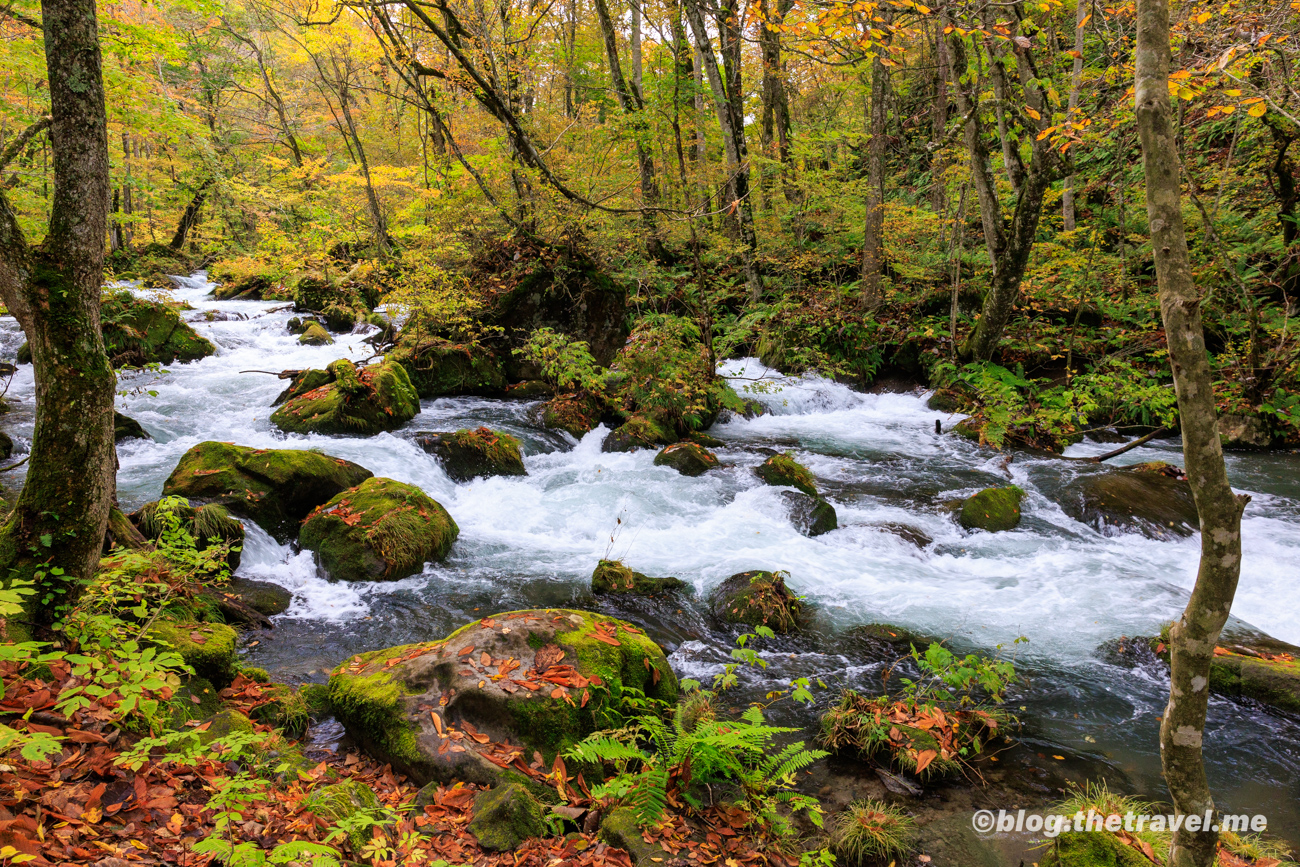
(2, 272, 1299, 837)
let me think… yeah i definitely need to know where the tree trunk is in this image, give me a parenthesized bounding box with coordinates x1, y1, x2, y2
(169, 179, 211, 252)
(683, 0, 762, 301)
(1062, 0, 1087, 231)
(860, 51, 888, 311)
(1134, 2, 1251, 865)
(929, 24, 951, 213)
(758, 0, 796, 208)
(0, 0, 116, 637)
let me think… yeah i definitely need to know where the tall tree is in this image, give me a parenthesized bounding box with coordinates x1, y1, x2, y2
(860, 39, 889, 311)
(0, 0, 116, 636)
(1134, 0, 1251, 865)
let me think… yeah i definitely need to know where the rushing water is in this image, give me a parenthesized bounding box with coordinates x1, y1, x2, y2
(2, 273, 1298, 841)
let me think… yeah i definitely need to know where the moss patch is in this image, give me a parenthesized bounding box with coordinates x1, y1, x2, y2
(148, 621, 239, 687)
(271, 359, 420, 436)
(468, 783, 548, 851)
(591, 559, 685, 595)
(709, 571, 803, 633)
(958, 486, 1024, 532)
(653, 442, 719, 477)
(297, 322, 333, 346)
(300, 477, 458, 581)
(602, 413, 676, 453)
(100, 289, 215, 367)
(114, 411, 151, 442)
(755, 452, 818, 496)
(161, 441, 373, 542)
(388, 338, 507, 398)
(417, 427, 527, 482)
(540, 394, 603, 437)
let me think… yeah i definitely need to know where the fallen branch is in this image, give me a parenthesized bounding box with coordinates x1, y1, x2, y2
(1088, 428, 1167, 463)
(240, 369, 303, 379)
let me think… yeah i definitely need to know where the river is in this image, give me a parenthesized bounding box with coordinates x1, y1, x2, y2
(2, 272, 1297, 844)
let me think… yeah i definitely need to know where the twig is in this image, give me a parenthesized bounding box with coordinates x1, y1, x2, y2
(0, 456, 29, 472)
(1088, 428, 1166, 463)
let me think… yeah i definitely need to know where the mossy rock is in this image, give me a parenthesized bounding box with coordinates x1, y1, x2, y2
(292, 272, 362, 315)
(952, 418, 983, 441)
(755, 452, 818, 497)
(297, 322, 334, 346)
(468, 783, 549, 851)
(599, 807, 662, 864)
(505, 380, 555, 400)
(225, 576, 292, 616)
(114, 411, 151, 442)
(197, 709, 256, 747)
(709, 571, 803, 633)
(322, 303, 360, 333)
(161, 441, 372, 542)
(99, 290, 215, 367)
(388, 338, 507, 398)
(248, 682, 314, 738)
(327, 609, 678, 792)
(1039, 831, 1153, 867)
(602, 413, 676, 453)
(958, 486, 1024, 532)
(539, 394, 603, 437)
(167, 674, 222, 729)
(286, 317, 311, 335)
(416, 428, 527, 482)
(591, 560, 685, 595)
(211, 262, 280, 300)
(148, 621, 239, 688)
(1060, 463, 1198, 540)
(1150, 635, 1300, 714)
(686, 431, 726, 449)
(302, 780, 382, 851)
(271, 359, 420, 436)
(779, 491, 837, 537)
(653, 442, 718, 477)
(0, 431, 12, 461)
(131, 498, 244, 571)
(1218, 413, 1273, 450)
(273, 368, 333, 406)
(299, 477, 458, 582)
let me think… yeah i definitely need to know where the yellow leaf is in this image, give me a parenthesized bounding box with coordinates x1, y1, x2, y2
(1195, 12, 1212, 23)
(1248, 102, 1268, 117)
(1025, 106, 1041, 120)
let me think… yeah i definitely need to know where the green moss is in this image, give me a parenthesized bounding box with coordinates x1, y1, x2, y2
(166, 674, 222, 729)
(197, 709, 255, 746)
(599, 808, 661, 863)
(603, 413, 676, 453)
(327, 648, 426, 768)
(554, 610, 679, 709)
(322, 303, 360, 332)
(302, 780, 383, 851)
(299, 477, 459, 581)
(1040, 830, 1155, 867)
(388, 339, 507, 398)
(100, 290, 215, 367)
(161, 441, 373, 543)
(298, 322, 334, 346)
(755, 452, 818, 496)
(958, 486, 1024, 532)
(240, 666, 271, 683)
(469, 784, 549, 851)
(271, 360, 420, 436)
(540, 394, 603, 437)
(300, 683, 332, 715)
(418, 428, 527, 481)
(114, 411, 150, 442)
(653, 442, 719, 477)
(710, 570, 803, 633)
(591, 559, 685, 595)
(148, 620, 239, 687)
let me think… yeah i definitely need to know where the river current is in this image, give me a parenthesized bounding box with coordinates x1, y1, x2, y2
(1, 273, 1297, 840)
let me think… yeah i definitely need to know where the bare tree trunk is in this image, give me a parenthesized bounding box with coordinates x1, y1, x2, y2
(683, 0, 762, 301)
(170, 179, 212, 252)
(0, 0, 116, 637)
(860, 51, 888, 311)
(929, 23, 951, 213)
(1062, 0, 1087, 231)
(1135, 2, 1251, 865)
(758, 0, 796, 208)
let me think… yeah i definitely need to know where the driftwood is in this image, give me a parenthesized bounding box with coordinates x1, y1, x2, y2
(240, 368, 304, 380)
(1088, 428, 1167, 463)
(205, 590, 274, 630)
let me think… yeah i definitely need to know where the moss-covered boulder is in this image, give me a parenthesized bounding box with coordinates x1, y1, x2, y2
(161, 441, 373, 542)
(272, 368, 334, 406)
(958, 486, 1024, 532)
(0, 431, 12, 461)
(755, 452, 818, 496)
(780, 491, 837, 537)
(99, 289, 215, 367)
(709, 570, 803, 633)
(599, 808, 662, 864)
(166, 675, 222, 729)
(211, 259, 283, 301)
(388, 338, 507, 398)
(1039, 830, 1152, 867)
(591, 560, 685, 595)
(271, 359, 420, 436)
(322, 303, 360, 333)
(327, 609, 678, 792)
(539, 394, 603, 437)
(1149, 634, 1300, 714)
(416, 428, 527, 482)
(1060, 462, 1198, 540)
(197, 709, 255, 747)
(654, 442, 718, 476)
(468, 783, 549, 851)
(292, 272, 364, 316)
(148, 621, 239, 687)
(225, 576, 292, 617)
(298, 322, 334, 346)
(299, 477, 458, 582)
(131, 498, 245, 571)
(602, 413, 676, 453)
(114, 411, 151, 442)
(1219, 413, 1273, 450)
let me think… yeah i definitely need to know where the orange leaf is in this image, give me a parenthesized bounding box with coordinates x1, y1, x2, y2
(913, 749, 938, 775)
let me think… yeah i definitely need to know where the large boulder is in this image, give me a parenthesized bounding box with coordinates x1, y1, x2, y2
(591, 559, 685, 595)
(388, 338, 507, 399)
(1218, 414, 1272, 450)
(538, 394, 603, 437)
(468, 783, 549, 851)
(958, 486, 1024, 532)
(298, 322, 333, 346)
(602, 413, 676, 453)
(780, 491, 837, 537)
(114, 411, 151, 442)
(709, 570, 803, 633)
(147, 621, 239, 688)
(654, 442, 718, 476)
(100, 289, 215, 367)
(161, 441, 372, 542)
(415, 428, 527, 482)
(272, 368, 333, 406)
(327, 609, 678, 792)
(1150, 633, 1300, 714)
(1060, 462, 1198, 540)
(755, 452, 818, 497)
(224, 576, 292, 617)
(299, 477, 458, 581)
(270, 359, 420, 436)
